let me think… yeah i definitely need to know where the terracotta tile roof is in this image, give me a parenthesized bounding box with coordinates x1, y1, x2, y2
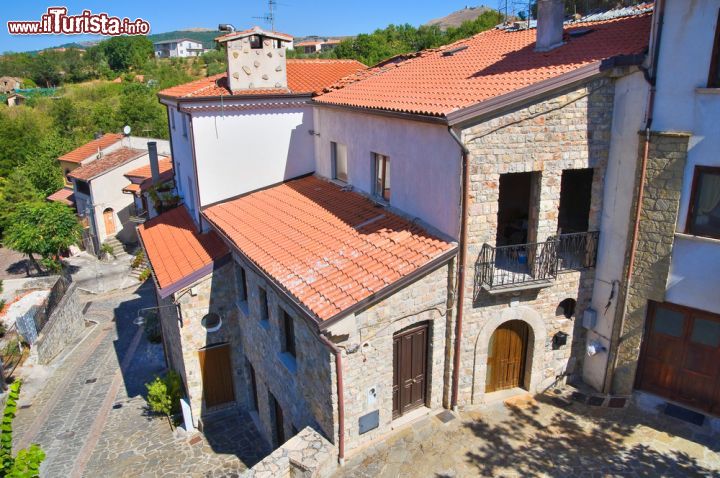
(158, 59, 366, 99)
(315, 14, 652, 117)
(68, 147, 145, 181)
(216, 26, 293, 43)
(138, 206, 230, 294)
(47, 187, 75, 206)
(123, 157, 174, 193)
(203, 176, 455, 322)
(58, 133, 124, 164)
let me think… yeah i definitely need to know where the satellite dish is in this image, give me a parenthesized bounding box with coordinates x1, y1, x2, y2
(123, 125, 131, 136)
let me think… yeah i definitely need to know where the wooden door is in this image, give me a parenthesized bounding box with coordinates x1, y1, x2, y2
(103, 208, 116, 235)
(637, 302, 720, 414)
(198, 344, 235, 408)
(486, 320, 528, 393)
(392, 323, 428, 418)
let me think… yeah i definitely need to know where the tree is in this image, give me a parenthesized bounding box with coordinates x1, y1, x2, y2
(0, 381, 46, 477)
(3, 202, 81, 272)
(98, 36, 153, 72)
(0, 170, 43, 236)
(145, 371, 183, 430)
(117, 83, 168, 139)
(49, 98, 80, 137)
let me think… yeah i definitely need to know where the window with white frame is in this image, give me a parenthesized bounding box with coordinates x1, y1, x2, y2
(331, 142, 348, 183)
(373, 153, 390, 201)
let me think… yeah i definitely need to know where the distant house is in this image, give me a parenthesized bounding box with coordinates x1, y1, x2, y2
(0, 76, 22, 94)
(294, 38, 341, 54)
(5, 93, 25, 107)
(154, 38, 207, 58)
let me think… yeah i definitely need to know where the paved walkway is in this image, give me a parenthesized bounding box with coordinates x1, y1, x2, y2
(338, 393, 720, 477)
(0, 247, 37, 280)
(13, 282, 266, 477)
(65, 252, 138, 294)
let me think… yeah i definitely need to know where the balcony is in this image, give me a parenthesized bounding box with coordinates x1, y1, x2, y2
(128, 205, 148, 223)
(475, 231, 599, 294)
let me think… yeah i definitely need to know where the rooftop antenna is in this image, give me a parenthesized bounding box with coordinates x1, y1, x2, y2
(253, 0, 277, 31)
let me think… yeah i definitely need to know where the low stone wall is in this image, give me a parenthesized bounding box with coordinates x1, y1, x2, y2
(243, 427, 336, 478)
(35, 282, 84, 365)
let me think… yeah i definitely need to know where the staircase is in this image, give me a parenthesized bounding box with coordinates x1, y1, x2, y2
(129, 252, 150, 281)
(103, 236, 129, 259)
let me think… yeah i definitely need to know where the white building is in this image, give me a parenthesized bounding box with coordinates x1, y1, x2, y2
(154, 38, 207, 58)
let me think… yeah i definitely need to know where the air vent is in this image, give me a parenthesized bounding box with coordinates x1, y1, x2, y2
(442, 45, 468, 57)
(568, 28, 594, 37)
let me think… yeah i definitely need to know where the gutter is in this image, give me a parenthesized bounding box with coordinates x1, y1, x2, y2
(602, 0, 664, 394)
(318, 334, 345, 466)
(446, 126, 470, 409)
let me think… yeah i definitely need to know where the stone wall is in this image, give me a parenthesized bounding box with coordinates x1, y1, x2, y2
(328, 263, 453, 453)
(35, 281, 84, 365)
(167, 262, 250, 426)
(456, 78, 615, 405)
(234, 256, 335, 448)
(243, 426, 336, 478)
(610, 131, 690, 394)
(157, 292, 186, 389)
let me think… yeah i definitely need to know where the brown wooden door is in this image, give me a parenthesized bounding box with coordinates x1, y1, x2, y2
(392, 323, 428, 418)
(103, 208, 116, 235)
(198, 343, 235, 408)
(486, 320, 528, 393)
(638, 302, 720, 414)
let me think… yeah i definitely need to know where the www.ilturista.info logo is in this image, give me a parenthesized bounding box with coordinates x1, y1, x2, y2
(7, 7, 150, 36)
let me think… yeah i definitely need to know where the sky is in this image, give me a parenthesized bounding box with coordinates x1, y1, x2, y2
(1, 1, 507, 53)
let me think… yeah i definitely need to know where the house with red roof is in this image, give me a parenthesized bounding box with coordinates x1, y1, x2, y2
(138, 4, 664, 465)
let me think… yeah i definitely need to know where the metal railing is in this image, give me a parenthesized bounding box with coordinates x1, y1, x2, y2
(475, 231, 599, 293)
(128, 205, 148, 223)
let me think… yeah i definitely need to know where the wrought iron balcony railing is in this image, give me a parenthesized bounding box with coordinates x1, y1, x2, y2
(475, 231, 599, 294)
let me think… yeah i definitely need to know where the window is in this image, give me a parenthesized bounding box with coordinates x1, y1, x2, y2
(708, 9, 720, 87)
(185, 176, 195, 213)
(373, 153, 390, 201)
(258, 287, 269, 321)
(75, 180, 90, 196)
(235, 264, 248, 302)
(686, 166, 720, 239)
(182, 113, 188, 138)
(247, 359, 259, 411)
(282, 310, 296, 357)
(250, 35, 263, 49)
(170, 108, 176, 130)
(331, 142, 348, 183)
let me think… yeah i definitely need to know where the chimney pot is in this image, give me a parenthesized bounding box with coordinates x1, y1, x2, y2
(536, 0, 565, 52)
(147, 142, 160, 185)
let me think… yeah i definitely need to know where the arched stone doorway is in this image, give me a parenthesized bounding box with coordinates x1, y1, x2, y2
(486, 320, 529, 392)
(471, 306, 547, 404)
(103, 208, 116, 235)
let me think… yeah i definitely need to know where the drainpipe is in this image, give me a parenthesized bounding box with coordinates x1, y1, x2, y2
(602, 0, 664, 394)
(447, 126, 469, 409)
(319, 334, 345, 465)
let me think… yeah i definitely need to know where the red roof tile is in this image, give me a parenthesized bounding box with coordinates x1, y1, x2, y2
(123, 157, 174, 193)
(158, 59, 366, 99)
(203, 176, 455, 322)
(58, 133, 123, 164)
(47, 187, 75, 206)
(138, 206, 230, 292)
(68, 147, 145, 181)
(315, 14, 652, 117)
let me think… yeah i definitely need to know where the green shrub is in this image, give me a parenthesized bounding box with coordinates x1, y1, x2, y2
(138, 268, 151, 282)
(0, 381, 46, 477)
(100, 242, 115, 259)
(131, 250, 145, 269)
(145, 371, 183, 430)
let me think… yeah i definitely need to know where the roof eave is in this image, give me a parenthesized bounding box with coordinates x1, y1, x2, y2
(447, 53, 646, 127)
(312, 100, 449, 125)
(158, 92, 313, 103)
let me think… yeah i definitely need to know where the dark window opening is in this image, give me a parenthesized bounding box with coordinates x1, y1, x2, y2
(496, 172, 537, 246)
(331, 142, 348, 183)
(247, 359, 258, 411)
(373, 153, 390, 201)
(558, 168, 594, 234)
(258, 287, 269, 321)
(75, 180, 90, 196)
(557, 298, 577, 319)
(201, 313, 221, 330)
(235, 265, 247, 302)
(686, 166, 720, 239)
(269, 392, 284, 446)
(708, 8, 720, 87)
(282, 310, 296, 357)
(250, 35, 263, 49)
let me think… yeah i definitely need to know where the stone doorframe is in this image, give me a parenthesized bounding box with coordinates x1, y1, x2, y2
(470, 306, 547, 404)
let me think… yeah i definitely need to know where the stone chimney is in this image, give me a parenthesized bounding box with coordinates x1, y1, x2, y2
(536, 0, 565, 52)
(147, 141, 160, 185)
(216, 26, 293, 92)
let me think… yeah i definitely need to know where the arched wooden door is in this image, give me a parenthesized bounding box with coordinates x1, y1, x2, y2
(103, 208, 116, 235)
(486, 320, 529, 393)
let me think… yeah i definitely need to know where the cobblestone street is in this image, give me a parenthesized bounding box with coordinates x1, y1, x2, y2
(338, 393, 720, 477)
(13, 282, 266, 477)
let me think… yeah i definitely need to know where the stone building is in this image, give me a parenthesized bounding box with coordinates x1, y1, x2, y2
(140, 5, 659, 468)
